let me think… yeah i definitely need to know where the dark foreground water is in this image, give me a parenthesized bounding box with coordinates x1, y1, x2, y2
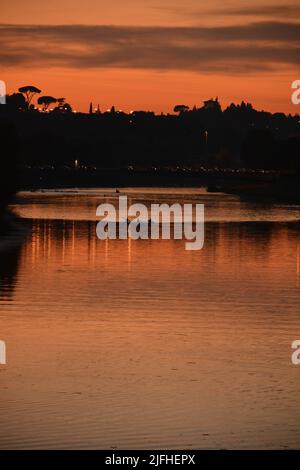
(0, 188, 300, 449)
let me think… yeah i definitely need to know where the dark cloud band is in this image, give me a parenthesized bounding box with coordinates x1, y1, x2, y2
(1, 22, 299, 73)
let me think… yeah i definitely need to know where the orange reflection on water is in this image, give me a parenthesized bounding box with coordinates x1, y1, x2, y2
(1, 215, 300, 449)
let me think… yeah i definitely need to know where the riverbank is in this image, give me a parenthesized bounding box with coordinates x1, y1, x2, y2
(207, 177, 300, 203)
(18, 166, 300, 203)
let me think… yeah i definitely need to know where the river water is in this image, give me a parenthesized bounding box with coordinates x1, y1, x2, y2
(0, 188, 300, 449)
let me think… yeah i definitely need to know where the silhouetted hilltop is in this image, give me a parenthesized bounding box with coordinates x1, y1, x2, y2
(1, 89, 300, 195)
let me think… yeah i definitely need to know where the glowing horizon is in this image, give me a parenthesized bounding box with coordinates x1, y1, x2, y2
(1, 1, 300, 114)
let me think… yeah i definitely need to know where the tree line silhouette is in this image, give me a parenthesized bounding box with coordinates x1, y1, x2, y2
(1, 84, 300, 195)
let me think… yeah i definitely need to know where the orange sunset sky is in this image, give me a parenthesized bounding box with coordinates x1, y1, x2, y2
(1, 0, 300, 114)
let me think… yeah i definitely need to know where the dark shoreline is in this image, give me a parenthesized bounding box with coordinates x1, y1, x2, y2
(17, 167, 300, 204)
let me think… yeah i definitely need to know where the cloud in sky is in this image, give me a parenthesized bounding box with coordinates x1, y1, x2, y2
(152, 2, 300, 19)
(1, 22, 299, 73)
(218, 4, 300, 17)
